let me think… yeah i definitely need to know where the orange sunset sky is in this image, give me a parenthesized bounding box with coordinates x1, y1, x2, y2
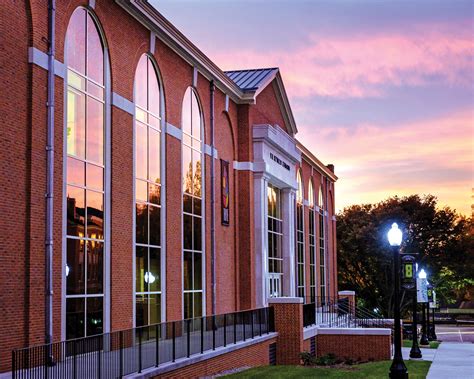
(152, 0, 474, 216)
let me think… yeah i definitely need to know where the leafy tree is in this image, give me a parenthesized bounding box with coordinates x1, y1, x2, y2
(337, 195, 473, 317)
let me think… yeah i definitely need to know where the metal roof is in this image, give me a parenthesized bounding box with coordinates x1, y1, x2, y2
(225, 68, 279, 91)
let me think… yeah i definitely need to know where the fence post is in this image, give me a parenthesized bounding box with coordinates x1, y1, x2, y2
(155, 324, 160, 367)
(138, 328, 143, 373)
(258, 308, 262, 336)
(11, 350, 15, 379)
(223, 314, 227, 347)
(234, 313, 237, 343)
(212, 315, 216, 350)
(243, 312, 246, 341)
(119, 331, 123, 378)
(172, 322, 176, 362)
(200, 317, 204, 354)
(187, 319, 191, 358)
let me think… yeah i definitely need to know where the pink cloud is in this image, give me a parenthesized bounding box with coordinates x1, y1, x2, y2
(210, 27, 473, 98)
(297, 109, 474, 215)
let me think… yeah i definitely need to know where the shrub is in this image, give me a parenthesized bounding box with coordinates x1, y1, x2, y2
(300, 351, 315, 366)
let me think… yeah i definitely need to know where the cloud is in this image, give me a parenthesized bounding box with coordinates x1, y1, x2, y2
(298, 109, 474, 215)
(211, 26, 473, 99)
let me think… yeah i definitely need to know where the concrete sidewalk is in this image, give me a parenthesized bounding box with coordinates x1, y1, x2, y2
(426, 342, 474, 379)
(401, 347, 436, 361)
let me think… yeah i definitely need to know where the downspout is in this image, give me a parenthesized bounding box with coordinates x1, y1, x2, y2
(324, 177, 330, 299)
(45, 0, 55, 351)
(210, 81, 216, 315)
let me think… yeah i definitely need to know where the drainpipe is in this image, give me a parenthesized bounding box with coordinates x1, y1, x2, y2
(324, 177, 330, 300)
(210, 81, 216, 316)
(45, 0, 55, 352)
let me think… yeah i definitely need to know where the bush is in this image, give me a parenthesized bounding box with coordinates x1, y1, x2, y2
(300, 351, 315, 366)
(314, 353, 337, 366)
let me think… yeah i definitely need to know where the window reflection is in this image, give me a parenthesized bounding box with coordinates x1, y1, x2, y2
(182, 87, 203, 319)
(65, 7, 105, 339)
(134, 54, 162, 327)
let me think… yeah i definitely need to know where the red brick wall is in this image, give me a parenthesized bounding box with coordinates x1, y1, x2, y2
(316, 334, 391, 361)
(270, 302, 303, 365)
(153, 337, 276, 378)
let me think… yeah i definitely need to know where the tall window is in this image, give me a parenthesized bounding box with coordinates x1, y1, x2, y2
(134, 54, 162, 327)
(296, 171, 305, 298)
(308, 181, 316, 303)
(268, 184, 283, 297)
(319, 185, 326, 301)
(182, 88, 203, 319)
(65, 8, 105, 340)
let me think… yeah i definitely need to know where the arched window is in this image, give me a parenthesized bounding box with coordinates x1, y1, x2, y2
(308, 180, 316, 302)
(182, 87, 203, 319)
(134, 54, 162, 327)
(296, 170, 305, 298)
(318, 185, 326, 301)
(65, 8, 106, 340)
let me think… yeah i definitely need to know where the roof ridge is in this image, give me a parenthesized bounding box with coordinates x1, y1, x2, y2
(224, 67, 279, 73)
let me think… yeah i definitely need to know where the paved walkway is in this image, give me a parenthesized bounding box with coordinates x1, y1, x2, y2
(426, 342, 474, 379)
(401, 347, 436, 361)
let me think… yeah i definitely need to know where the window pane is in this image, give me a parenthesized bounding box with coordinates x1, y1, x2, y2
(183, 252, 192, 290)
(148, 62, 160, 116)
(135, 122, 147, 180)
(67, 186, 85, 237)
(149, 183, 160, 206)
(67, 69, 85, 91)
(182, 89, 191, 135)
(86, 190, 103, 238)
(149, 294, 161, 324)
(149, 205, 161, 246)
(193, 292, 202, 318)
(194, 253, 202, 290)
(149, 114, 160, 130)
(183, 194, 192, 214)
(149, 248, 160, 292)
(193, 217, 202, 251)
(67, 237, 85, 295)
(193, 197, 201, 216)
(86, 15, 103, 85)
(67, 157, 85, 186)
(136, 107, 147, 124)
(86, 163, 103, 191)
(86, 297, 103, 336)
(182, 146, 192, 194)
(136, 180, 147, 203)
(136, 246, 147, 293)
(66, 298, 85, 340)
(67, 88, 85, 159)
(184, 292, 192, 320)
(86, 97, 104, 164)
(193, 151, 202, 197)
(136, 203, 148, 244)
(149, 128, 160, 184)
(135, 55, 148, 109)
(183, 214, 192, 250)
(191, 92, 200, 139)
(87, 80, 103, 100)
(87, 240, 103, 294)
(136, 295, 148, 327)
(66, 9, 86, 74)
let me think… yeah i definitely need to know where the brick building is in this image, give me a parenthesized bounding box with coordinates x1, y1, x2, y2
(0, 0, 338, 372)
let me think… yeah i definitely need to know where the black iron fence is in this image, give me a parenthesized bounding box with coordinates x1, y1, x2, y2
(12, 307, 274, 379)
(303, 296, 390, 329)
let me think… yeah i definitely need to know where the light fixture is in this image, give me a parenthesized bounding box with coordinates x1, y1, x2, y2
(418, 268, 427, 279)
(145, 271, 156, 284)
(66, 265, 70, 277)
(387, 223, 403, 246)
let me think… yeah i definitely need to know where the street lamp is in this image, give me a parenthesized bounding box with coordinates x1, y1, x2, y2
(387, 223, 408, 379)
(409, 263, 422, 359)
(431, 289, 438, 340)
(418, 269, 430, 346)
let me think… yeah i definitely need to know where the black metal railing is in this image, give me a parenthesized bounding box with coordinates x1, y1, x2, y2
(12, 307, 274, 378)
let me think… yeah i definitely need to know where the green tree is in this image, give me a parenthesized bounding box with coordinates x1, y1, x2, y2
(337, 195, 473, 317)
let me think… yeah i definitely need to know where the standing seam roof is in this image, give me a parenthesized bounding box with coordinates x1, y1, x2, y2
(225, 68, 278, 91)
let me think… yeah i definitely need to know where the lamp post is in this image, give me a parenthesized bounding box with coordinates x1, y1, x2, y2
(431, 290, 438, 340)
(387, 223, 408, 379)
(427, 283, 433, 341)
(418, 269, 430, 347)
(409, 263, 422, 359)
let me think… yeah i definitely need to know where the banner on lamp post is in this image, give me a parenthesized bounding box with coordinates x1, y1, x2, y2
(417, 278, 428, 303)
(429, 290, 437, 309)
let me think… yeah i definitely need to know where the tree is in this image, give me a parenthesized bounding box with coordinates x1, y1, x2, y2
(337, 195, 473, 317)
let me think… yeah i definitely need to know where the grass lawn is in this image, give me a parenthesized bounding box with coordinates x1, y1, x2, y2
(403, 339, 440, 349)
(225, 361, 431, 378)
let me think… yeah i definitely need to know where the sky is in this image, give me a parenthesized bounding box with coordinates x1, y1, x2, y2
(151, 0, 473, 216)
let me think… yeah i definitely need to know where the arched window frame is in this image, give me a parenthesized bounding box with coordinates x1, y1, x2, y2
(308, 179, 316, 303)
(182, 87, 205, 320)
(133, 53, 166, 327)
(62, 6, 111, 340)
(296, 170, 305, 298)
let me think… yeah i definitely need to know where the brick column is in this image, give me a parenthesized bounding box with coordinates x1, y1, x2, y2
(269, 297, 303, 365)
(338, 290, 356, 316)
